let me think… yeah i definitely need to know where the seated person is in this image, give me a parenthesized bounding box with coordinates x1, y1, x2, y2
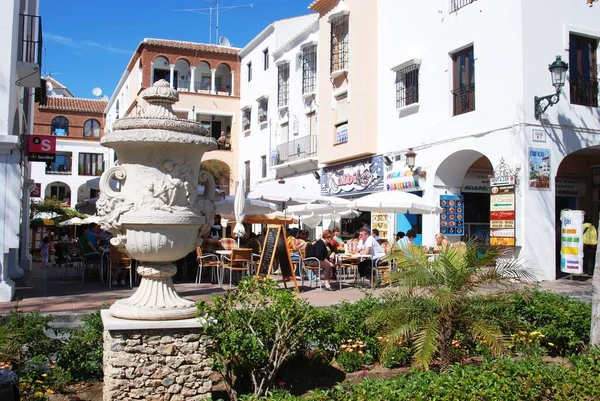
(356, 227, 386, 280)
(78, 226, 101, 262)
(305, 230, 337, 291)
(246, 232, 262, 255)
(434, 233, 450, 253)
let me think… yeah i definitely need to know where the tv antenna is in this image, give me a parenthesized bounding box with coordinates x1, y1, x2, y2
(171, 0, 253, 45)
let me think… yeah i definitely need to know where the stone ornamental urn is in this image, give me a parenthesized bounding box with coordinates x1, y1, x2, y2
(97, 80, 217, 320)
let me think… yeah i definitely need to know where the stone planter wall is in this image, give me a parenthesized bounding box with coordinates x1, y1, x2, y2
(102, 311, 213, 401)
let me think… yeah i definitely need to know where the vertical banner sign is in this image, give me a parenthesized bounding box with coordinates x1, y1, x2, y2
(439, 194, 464, 237)
(490, 178, 516, 246)
(27, 135, 56, 162)
(30, 183, 41, 198)
(560, 209, 584, 274)
(371, 212, 389, 240)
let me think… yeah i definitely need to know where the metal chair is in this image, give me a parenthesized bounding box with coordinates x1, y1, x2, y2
(221, 248, 253, 288)
(195, 246, 221, 284)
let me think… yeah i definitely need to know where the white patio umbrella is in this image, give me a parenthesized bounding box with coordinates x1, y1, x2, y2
(350, 191, 443, 214)
(82, 215, 102, 224)
(287, 201, 354, 216)
(59, 217, 86, 226)
(247, 180, 331, 207)
(233, 179, 246, 242)
(215, 196, 275, 216)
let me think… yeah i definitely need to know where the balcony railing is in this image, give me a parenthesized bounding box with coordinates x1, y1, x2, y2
(45, 165, 71, 175)
(452, 84, 475, 116)
(19, 14, 43, 66)
(195, 81, 211, 91)
(570, 74, 599, 108)
(450, 0, 476, 13)
(270, 135, 317, 167)
(215, 85, 232, 95)
(176, 79, 190, 91)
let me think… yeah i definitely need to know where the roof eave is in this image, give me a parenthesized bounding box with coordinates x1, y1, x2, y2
(240, 25, 275, 58)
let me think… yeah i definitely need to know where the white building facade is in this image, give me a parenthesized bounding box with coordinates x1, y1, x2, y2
(239, 14, 320, 198)
(0, 0, 43, 300)
(377, 0, 600, 280)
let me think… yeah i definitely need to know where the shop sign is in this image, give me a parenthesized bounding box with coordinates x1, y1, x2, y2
(490, 175, 515, 187)
(490, 228, 515, 237)
(555, 178, 586, 198)
(31, 183, 41, 198)
(560, 209, 584, 274)
(490, 237, 515, 246)
(385, 170, 420, 192)
(336, 123, 348, 144)
(532, 129, 546, 143)
(490, 220, 514, 229)
(490, 194, 515, 212)
(320, 155, 384, 196)
(462, 171, 490, 193)
(529, 148, 551, 190)
(490, 211, 515, 220)
(27, 135, 56, 162)
(439, 194, 464, 237)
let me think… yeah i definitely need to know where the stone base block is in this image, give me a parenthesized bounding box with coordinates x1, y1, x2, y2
(102, 310, 213, 401)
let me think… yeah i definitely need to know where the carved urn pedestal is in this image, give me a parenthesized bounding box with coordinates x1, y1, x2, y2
(98, 79, 217, 320)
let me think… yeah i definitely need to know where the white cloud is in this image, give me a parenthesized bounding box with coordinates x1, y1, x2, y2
(45, 32, 130, 55)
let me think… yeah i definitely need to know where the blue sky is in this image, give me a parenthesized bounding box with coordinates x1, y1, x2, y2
(40, 0, 314, 99)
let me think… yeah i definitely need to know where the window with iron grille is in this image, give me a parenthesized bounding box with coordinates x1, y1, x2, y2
(263, 48, 269, 70)
(452, 46, 475, 115)
(258, 100, 268, 123)
(302, 44, 318, 94)
(278, 63, 290, 107)
(261, 155, 267, 178)
(51, 116, 69, 136)
(330, 14, 349, 73)
(395, 64, 419, 108)
(569, 33, 598, 108)
(243, 109, 251, 131)
(450, 0, 476, 13)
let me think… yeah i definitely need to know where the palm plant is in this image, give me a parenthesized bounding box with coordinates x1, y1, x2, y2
(368, 240, 536, 371)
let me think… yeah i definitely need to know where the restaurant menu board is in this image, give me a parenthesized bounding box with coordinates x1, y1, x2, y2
(439, 195, 464, 237)
(256, 224, 299, 292)
(371, 212, 389, 240)
(560, 209, 584, 274)
(490, 182, 516, 246)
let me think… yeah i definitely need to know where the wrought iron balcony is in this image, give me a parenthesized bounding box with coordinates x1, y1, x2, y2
(452, 84, 475, 116)
(570, 74, 599, 108)
(270, 135, 317, 167)
(16, 14, 43, 87)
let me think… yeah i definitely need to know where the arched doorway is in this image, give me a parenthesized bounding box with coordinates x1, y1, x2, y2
(200, 159, 231, 196)
(434, 150, 493, 243)
(44, 181, 71, 205)
(554, 147, 600, 277)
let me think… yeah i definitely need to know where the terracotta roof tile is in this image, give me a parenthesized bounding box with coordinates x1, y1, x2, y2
(39, 97, 107, 114)
(143, 38, 240, 55)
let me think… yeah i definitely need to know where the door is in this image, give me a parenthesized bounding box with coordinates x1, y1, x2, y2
(211, 121, 222, 141)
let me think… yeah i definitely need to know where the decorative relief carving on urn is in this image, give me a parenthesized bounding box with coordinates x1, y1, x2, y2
(96, 79, 218, 320)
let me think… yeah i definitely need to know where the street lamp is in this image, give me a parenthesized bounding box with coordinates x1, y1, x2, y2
(405, 148, 416, 171)
(534, 56, 569, 120)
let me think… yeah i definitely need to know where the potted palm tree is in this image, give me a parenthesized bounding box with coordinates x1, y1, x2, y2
(368, 241, 535, 371)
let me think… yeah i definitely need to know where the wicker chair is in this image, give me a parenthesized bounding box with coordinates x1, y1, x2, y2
(221, 248, 253, 288)
(195, 246, 221, 284)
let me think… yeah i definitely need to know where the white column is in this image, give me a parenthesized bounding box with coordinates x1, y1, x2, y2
(230, 70, 235, 96)
(189, 66, 196, 92)
(169, 64, 175, 88)
(210, 68, 216, 94)
(19, 178, 35, 271)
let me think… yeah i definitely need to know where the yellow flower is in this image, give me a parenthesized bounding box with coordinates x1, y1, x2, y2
(34, 391, 44, 398)
(548, 342, 555, 347)
(358, 350, 364, 355)
(46, 389, 54, 394)
(35, 380, 43, 384)
(41, 373, 47, 377)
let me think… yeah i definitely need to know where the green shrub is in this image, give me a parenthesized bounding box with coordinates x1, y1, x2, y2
(335, 339, 373, 372)
(263, 352, 600, 400)
(197, 277, 315, 401)
(56, 311, 104, 380)
(379, 340, 412, 369)
(507, 289, 591, 356)
(19, 355, 72, 400)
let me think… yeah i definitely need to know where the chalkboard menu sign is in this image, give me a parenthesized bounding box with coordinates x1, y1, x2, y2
(256, 225, 299, 292)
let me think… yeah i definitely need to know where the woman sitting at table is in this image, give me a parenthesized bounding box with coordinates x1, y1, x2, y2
(434, 233, 450, 253)
(305, 230, 337, 291)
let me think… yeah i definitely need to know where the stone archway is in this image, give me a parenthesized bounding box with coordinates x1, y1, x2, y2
(44, 181, 72, 206)
(200, 159, 231, 196)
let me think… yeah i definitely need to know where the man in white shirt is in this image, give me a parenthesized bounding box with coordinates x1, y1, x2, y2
(357, 228, 386, 279)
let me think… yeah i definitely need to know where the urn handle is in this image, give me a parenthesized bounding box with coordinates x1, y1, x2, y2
(198, 170, 215, 201)
(99, 166, 127, 199)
